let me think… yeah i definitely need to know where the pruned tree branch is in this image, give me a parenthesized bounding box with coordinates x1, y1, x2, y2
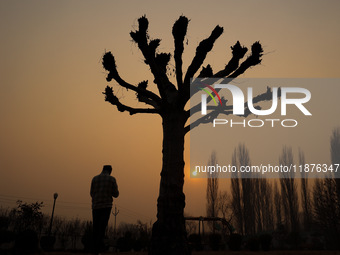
(188, 41, 264, 114)
(190, 85, 277, 116)
(103, 86, 159, 115)
(102, 52, 161, 108)
(228, 41, 263, 78)
(135, 80, 159, 109)
(198, 64, 213, 78)
(214, 41, 248, 77)
(180, 25, 224, 106)
(172, 16, 189, 90)
(130, 16, 177, 101)
(184, 25, 224, 87)
(184, 109, 224, 134)
(185, 86, 278, 133)
(102, 16, 268, 131)
(185, 106, 256, 134)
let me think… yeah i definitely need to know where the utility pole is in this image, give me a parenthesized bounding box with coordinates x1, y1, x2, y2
(48, 193, 58, 236)
(112, 204, 119, 239)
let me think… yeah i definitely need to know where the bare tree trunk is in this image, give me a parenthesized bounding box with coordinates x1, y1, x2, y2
(261, 179, 274, 232)
(274, 181, 282, 227)
(279, 146, 299, 232)
(254, 179, 263, 233)
(150, 111, 190, 255)
(231, 144, 253, 235)
(242, 178, 255, 235)
(206, 151, 219, 233)
(299, 149, 312, 231)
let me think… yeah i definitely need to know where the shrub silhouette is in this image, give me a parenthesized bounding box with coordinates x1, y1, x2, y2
(188, 234, 202, 251)
(81, 221, 94, 252)
(14, 229, 39, 254)
(229, 233, 242, 251)
(209, 233, 222, 251)
(246, 235, 260, 251)
(260, 233, 272, 251)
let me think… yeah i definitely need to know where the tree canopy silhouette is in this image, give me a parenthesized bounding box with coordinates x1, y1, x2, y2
(101, 15, 273, 255)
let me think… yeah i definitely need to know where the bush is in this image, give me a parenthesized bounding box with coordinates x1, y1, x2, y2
(133, 238, 143, 251)
(0, 230, 15, 244)
(0, 216, 10, 230)
(287, 231, 301, 249)
(117, 232, 133, 252)
(11, 201, 44, 233)
(81, 222, 94, 252)
(260, 233, 272, 251)
(188, 234, 202, 251)
(40, 235, 56, 251)
(228, 233, 242, 251)
(133, 235, 149, 251)
(246, 236, 260, 251)
(14, 229, 40, 254)
(209, 233, 222, 251)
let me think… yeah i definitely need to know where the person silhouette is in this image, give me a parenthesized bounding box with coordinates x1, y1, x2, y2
(90, 165, 119, 254)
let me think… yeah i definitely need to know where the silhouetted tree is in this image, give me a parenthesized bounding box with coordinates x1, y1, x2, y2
(299, 149, 312, 231)
(254, 178, 274, 232)
(231, 144, 255, 235)
(10, 201, 44, 254)
(312, 127, 340, 249)
(231, 146, 244, 235)
(218, 191, 232, 220)
(101, 15, 272, 255)
(279, 146, 299, 232)
(331, 127, 340, 207)
(313, 178, 339, 249)
(273, 181, 282, 227)
(331, 127, 340, 165)
(262, 180, 274, 231)
(184, 214, 197, 236)
(10, 200, 44, 234)
(206, 151, 219, 232)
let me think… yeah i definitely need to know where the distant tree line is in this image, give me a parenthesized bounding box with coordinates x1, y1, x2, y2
(204, 127, 340, 250)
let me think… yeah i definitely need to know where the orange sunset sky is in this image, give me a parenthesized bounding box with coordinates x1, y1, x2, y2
(1, 0, 340, 226)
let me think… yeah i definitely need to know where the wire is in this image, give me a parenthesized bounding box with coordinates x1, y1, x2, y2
(115, 204, 152, 221)
(0, 193, 90, 207)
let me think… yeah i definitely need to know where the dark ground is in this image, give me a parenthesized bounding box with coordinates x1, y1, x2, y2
(44, 251, 340, 255)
